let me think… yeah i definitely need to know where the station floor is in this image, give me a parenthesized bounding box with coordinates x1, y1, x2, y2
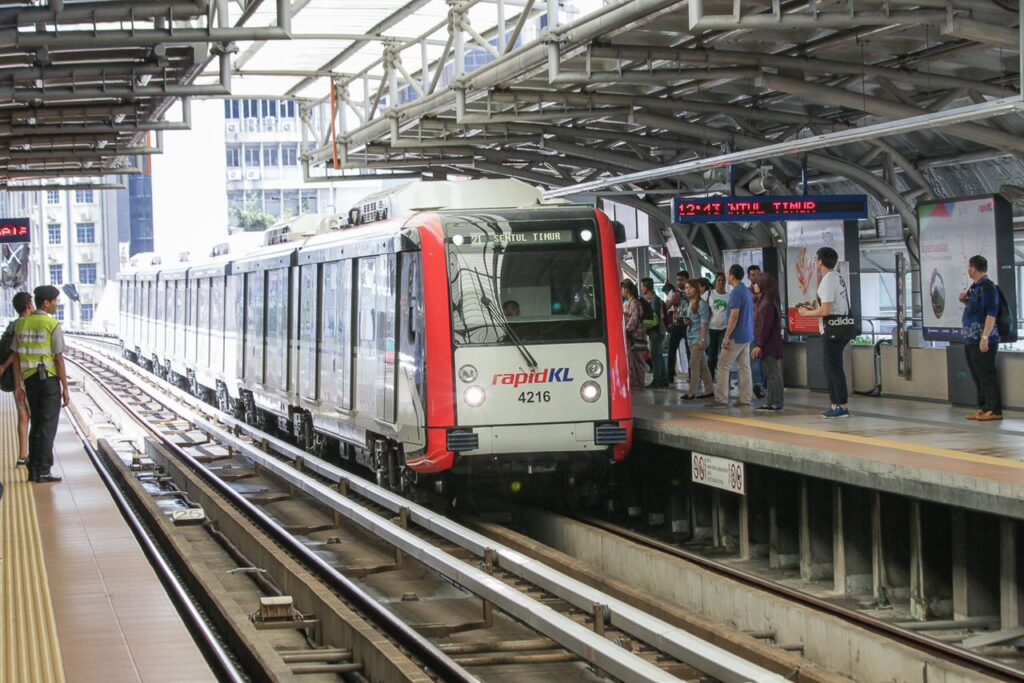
(0, 393, 214, 683)
(634, 385, 1024, 518)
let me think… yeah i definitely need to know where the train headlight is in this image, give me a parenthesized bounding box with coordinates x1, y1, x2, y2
(458, 364, 478, 383)
(464, 385, 487, 407)
(580, 229, 593, 242)
(451, 234, 465, 246)
(580, 381, 601, 403)
(585, 359, 604, 378)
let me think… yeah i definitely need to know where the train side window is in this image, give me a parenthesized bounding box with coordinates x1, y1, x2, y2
(318, 261, 338, 406)
(299, 264, 318, 401)
(198, 277, 211, 367)
(244, 271, 265, 384)
(265, 268, 288, 391)
(175, 280, 186, 356)
(188, 278, 199, 363)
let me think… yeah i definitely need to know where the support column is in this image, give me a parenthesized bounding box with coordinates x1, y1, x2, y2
(713, 490, 739, 550)
(1000, 519, 1023, 629)
(690, 482, 714, 543)
(833, 485, 872, 595)
(799, 478, 834, 582)
(769, 473, 798, 569)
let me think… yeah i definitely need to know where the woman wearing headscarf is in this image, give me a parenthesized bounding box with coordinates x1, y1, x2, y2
(751, 273, 784, 411)
(621, 280, 647, 389)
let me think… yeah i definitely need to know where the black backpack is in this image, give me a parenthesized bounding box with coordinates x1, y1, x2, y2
(637, 296, 658, 329)
(982, 280, 1017, 343)
(0, 320, 15, 392)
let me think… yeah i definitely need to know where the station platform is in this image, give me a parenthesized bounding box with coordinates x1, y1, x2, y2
(633, 387, 1024, 520)
(0, 393, 215, 683)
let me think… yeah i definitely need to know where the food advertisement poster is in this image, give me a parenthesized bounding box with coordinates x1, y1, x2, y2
(785, 220, 860, 334)
(919, 195, 1015, 341)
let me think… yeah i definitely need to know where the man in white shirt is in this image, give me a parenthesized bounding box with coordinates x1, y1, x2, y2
(798, 247, 851, 418)
(706, 272, 729, 379)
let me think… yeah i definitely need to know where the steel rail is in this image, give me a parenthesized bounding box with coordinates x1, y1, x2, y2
(63, 403, 246, 683)
(66, 352, 480, 683)
(572, 516, 1024, 683)
(71, 340, 791, 683)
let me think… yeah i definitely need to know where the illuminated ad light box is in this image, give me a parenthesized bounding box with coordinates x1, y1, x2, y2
(671, 195, 868, 224)
(918, 195, 1016, 342)
(0, 217, 30, 244)
(784, 220, 861, 335)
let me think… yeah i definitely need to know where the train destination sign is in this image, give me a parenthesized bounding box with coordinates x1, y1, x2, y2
(0, 218, 30, 243)
(671, 195, 868, 223)
(451, 229, 576, 247)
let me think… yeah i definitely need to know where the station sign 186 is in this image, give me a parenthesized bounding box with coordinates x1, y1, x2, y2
(691, 452, 745, 495)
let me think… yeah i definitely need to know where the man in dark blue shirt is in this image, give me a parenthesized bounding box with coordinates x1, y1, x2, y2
(708, 264, 754, 407)
(960, 254, 1002, 421)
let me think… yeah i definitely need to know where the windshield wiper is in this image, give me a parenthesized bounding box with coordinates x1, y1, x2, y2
(479, 293, 538, 370)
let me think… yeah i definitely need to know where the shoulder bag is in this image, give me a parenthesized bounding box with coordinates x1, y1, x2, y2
(823, 274, 858, 344)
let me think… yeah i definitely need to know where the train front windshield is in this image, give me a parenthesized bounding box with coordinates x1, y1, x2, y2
(447, 217, 604, 346)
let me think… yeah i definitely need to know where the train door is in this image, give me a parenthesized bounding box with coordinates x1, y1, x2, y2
(298, 264, 318, 402)
(197, 277, 210, 369)
(265, 267, 288, 393)
(317, 260, 353, 411)
(210, 276, 225, 374)
(243, 271, 265, 384)
(355, 254, 396, 423)
(396, 252, 425, 450)
(226, 274, 243, 380)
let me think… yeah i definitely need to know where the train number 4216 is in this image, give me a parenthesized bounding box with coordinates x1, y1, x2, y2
(517, 390, 551, 404)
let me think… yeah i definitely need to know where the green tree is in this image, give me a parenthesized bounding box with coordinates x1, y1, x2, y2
(232, 197, 278, 231)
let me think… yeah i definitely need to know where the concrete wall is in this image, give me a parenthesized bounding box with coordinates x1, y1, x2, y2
(783, 342, 1023, 409)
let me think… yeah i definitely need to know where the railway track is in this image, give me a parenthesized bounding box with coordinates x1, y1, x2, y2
(66, 338, 794, 683)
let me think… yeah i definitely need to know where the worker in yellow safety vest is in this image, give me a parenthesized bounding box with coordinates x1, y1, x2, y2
(13, 285, 70, 483)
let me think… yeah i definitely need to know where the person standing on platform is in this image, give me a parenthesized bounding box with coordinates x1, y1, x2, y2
(752, 274, 784, 411)
(621, 280, 648, 390)
(798, 247, 852, 419)
(666, 270, 690, 383)
(706, 272, 730, 380)
(708, 265, 754, 408)
(681, 279, 713, 400)
(0, 291, 35, 467)
(960, 255, 1003, 421)
(640, 278, 668, 387)
(747, 265, 765, 399)
(12, 286, 69, 483)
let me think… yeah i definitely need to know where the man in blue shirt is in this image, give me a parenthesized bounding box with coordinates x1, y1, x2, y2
(960, 254, 1002, 421)
(708, 264, 754, 407)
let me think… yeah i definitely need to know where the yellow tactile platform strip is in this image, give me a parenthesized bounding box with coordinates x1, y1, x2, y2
(0, 392, 66, 683)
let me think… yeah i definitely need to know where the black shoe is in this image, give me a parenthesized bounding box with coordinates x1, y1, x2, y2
(16, 458, 27, 467)
(753, 386, 765, 399)
(34, 473, 62, 483)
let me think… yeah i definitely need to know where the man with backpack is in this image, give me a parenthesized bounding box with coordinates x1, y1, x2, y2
(959, 255, 1005, 421)
(640, 278, 668, 387)
(0, 291, 34, 467)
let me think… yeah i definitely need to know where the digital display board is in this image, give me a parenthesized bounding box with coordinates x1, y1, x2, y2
(0, 218, 30, 243)
(450, 229, 578, 247)
(918, 195, 1015, 341)
(671, 195, 868, 224)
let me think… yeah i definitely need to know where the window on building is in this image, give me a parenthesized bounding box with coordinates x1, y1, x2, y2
(244, 145, 260, 167)
(49, 264, 63, 285)
(46, 190, 60, 205)
(224, 100, 241, 119)
(81, 304, 95, 323)
(75, 189, 94, 204)
(282, 145, 298, 166)
(54, 305, 64, 321)
(263, 144, 279, 167)
(76, 223, 95, 243)
(283, 100, 296, 118)
(78, 263, 97, 284)
(226, 146, 241, 167)
(299, 190, 319, 214)
(47, 224, 61, 245)
(243, 99, 258, 119)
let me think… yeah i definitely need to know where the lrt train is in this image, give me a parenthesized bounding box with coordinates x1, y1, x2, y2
(119, 179, 632, 490)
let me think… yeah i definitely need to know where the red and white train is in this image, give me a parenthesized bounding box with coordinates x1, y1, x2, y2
(120, 179, 632, 488)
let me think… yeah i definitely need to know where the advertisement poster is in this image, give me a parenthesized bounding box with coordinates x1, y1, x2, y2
(919, 195, 1015, 341)
(785, 220, 860, 334)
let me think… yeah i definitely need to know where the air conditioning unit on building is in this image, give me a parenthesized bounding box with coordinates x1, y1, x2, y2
(263, 117, 277, 131)
(245, 169, 261, 180)
(281, 120, 294, 132)
(76, 209, 94, 222)
(47, 253, 59, 263)
(226, 121, 238, 133)
(245, 117, 258, 132)
(227, 169, 242, 180)
(80, 250, 94, 261)
(45, 209, 61, 222)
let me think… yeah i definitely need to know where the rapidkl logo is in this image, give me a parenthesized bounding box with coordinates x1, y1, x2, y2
(492, 368, 575, 387)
